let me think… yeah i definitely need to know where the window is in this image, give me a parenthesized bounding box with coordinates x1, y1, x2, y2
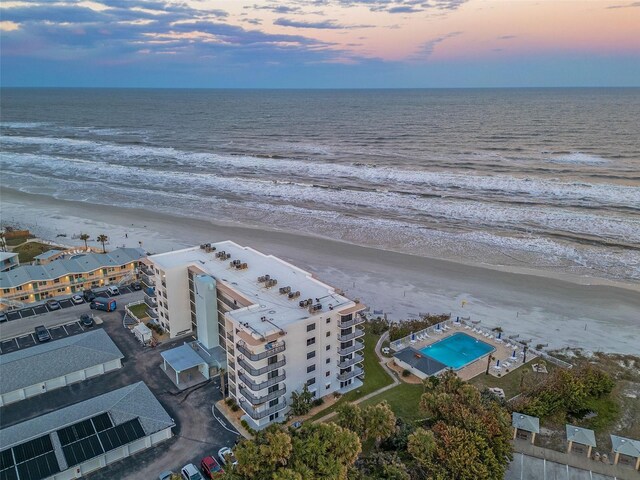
(16, 286, 23, 291)
(326, 332, 331, 337)
(307, 364, 316, 373)
(306, 378, 316, 386)
(326, 345, 331, 351)
(326, 317, 331, 324)
(326, 358, 330, 364)
(326, 371, 330, 377)
(306, 323, 316, 332)
(306, 337, 316, 347)
(53, 278, 60, 284)
(326, 383, 331, 390)
(3, 288, 9, 293)
(307, 351, 316, 360)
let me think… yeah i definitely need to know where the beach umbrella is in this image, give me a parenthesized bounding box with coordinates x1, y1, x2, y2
(411, 332, 416, 341)
(436, 324, 440, 330)
(512, 350, 517, 358)
(455, 316, 460, 323)
(496, 359, 500, 367)
(498, 332, 502, 339)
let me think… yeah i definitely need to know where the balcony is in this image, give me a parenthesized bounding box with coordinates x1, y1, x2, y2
(140, 264, 154, 276)
(237, 340, 286, 362)
(338, 354, 364, 369)
(338, 340, 364, 356)
(238, 372, 286, 391)
(228, 372, 236, 386)
(226, 332, 234, 342)
(238, 357, 286, 377)
(338, 328, 365, 343)
(239, 385, 287, 406)
(338, 315, 365, 329)
(140, 273, 155, 289)
(228, 360, 235, 371)
(338, 367, 364, 381)
(146, 307, 158, 319)
(239, 399, 288, 420)
(143, 293, 157, 308)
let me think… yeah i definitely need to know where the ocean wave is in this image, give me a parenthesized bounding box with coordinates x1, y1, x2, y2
(547, 152, 610, 165)
(0, 122, 52, 129)
(1, 135, 639, 209)
(2, 152, 639, 247)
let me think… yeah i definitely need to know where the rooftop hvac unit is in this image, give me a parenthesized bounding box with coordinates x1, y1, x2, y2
(309, 303, 322, 313)
(299, 298, 313, 308)
(279, 286, 291, 295)
(265, 279, 278, 288)
(239, 263, 248, 269)
(230, 259, 242, 267)
(288, 291, 301, 299)
(215, 250, 225, 258)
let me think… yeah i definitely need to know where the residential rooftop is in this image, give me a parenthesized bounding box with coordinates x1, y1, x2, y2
(149, 241, 356, 337)
(0, 381, 174, 451)
(33, 249, 63, 260)
(0, 252, 19, 261)
(0, 329, 124, 395)
(0, 247, 145, 288)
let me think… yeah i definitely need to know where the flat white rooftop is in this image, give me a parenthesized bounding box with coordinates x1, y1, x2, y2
(149, 241, 355, 337)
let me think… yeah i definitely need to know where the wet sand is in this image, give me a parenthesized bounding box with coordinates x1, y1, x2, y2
(2, 188, 639, 354)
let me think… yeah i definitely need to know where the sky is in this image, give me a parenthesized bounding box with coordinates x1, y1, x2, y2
(1, 0, 639, 88)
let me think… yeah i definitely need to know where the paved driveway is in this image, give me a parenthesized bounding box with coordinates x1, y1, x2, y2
(506, 453, 617, 480)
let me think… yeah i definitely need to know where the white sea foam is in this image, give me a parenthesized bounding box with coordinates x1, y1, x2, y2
(0, 122, 52, 129)
(547, 152, 610, 165)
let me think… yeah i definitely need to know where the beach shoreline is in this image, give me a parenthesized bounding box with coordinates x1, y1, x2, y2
(2, 187, 639, 354)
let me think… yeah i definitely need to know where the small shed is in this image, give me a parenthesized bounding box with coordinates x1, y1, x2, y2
(611, 434, 640, 470)
(566, 425, 596, 457)
(512, 412, 539, 444)
(161, 343, 208, 388)
(133, 323, 152, 344)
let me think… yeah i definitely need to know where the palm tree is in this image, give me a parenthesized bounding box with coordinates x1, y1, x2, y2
(219, 367, 226, 398)
(96, 234, 108, 253)
(0, 232, 6, 252)
(79, 233, 90, 250)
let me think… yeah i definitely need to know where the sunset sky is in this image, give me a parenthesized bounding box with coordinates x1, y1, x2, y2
(1, 0, 639, 87)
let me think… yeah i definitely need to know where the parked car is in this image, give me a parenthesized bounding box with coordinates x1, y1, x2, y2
(46, 299, 61, 310)
(158, 471, 175, 480)
(217, 447, 238, 467)
(107, 285, 120, 296)
(181, 463, 203, 480)
(83, 289, 96, 302)
(0, 312, 7, 323)
(71, 294, 84, 305)
(35, 325, 51, 342)
(130, 281, 142, 291)
(80, 314, 94, 327)
(200, 456, 224, 478)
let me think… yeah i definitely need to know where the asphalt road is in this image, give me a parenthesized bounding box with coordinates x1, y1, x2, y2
(0, 290, 143, 340)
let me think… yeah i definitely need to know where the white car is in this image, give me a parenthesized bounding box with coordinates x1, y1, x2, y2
(218, 447, 238, 467)
(107, 286, 120, 296)
(71, 294, 84, 304)
(181, 464, 203, 480)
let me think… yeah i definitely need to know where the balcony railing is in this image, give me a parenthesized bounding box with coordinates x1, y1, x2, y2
(228, 373, 236, 386)
(140, 273, 154, 288)
(239, 385, 287, 406)
(338, 340, 364, 356)
(338, 328, 365, 343)
(239, 399, 288, 420)
(238, 357, 286, 377)
(338, 315, 365, 329)
(238, 372, 286, 391)
(338, 354, 364, 369)
(226, 332, 234, 342)
(338, 367, 364, 381)
(237, 340, 286, 362)
(143, 294, 157, 308)
(228, 360, 235, 371)
(146, 307, 158, 319)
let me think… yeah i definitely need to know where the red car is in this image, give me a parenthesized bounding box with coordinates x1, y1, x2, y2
(200, 456, 224, 478)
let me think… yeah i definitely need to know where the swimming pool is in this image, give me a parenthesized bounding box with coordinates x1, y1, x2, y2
(419, 332, 494, 370)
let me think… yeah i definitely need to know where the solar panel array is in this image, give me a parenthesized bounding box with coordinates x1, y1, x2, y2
(0, 435, 60, 480)
(58, 414, 145, 467)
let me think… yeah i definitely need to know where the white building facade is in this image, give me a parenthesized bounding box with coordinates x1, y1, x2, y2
(144, 241, 365, 429)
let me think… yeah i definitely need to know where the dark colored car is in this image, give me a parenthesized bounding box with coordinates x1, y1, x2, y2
(80, 314, 94, 327)
(0, 312, 7, 323)
(200, 456, 224, 478)
(83, 289, 96, 302)
(46, 299, 61, 310)
(35, 325, 51, 342)
(130, 281, 142, 291)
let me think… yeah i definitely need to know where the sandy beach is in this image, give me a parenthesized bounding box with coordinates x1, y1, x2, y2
(2, 188, 639, 355)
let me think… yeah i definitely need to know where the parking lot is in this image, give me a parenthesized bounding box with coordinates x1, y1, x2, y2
(0, 320, 88, 355)
(1, 285, 136, 322)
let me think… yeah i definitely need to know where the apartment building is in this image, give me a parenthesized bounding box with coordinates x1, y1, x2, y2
(144, 241, 366, 430)
(0, 252, 19, 272)
(0, 248, 144, 309)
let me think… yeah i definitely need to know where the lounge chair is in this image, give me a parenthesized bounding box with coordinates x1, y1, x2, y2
(410, 338, 417, 344)
(488, 335, 494, 339)
(464, 325, 471, 330)
(442, 324, 450, 331)
(502, 361, 511, 368)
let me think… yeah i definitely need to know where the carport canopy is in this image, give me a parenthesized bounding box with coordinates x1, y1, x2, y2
(160, 344, 207, 385)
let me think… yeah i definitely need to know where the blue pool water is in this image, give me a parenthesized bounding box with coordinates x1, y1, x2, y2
(420, 332, 495, 370)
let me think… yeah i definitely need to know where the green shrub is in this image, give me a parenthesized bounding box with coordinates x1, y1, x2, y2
(231, 404, 240, 412)
(312, 398, 324, 407)
(402, 369, 411, 378)
(389, 315, 450, 341)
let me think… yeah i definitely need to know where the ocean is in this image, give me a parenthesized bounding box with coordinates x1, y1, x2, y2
(1, 88, 639, 283)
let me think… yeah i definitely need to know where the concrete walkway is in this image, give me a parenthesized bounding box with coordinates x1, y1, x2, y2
(314, 330, 401, 424)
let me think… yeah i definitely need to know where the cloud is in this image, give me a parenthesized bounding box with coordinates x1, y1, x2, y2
(498, 35, 516, 40)
(0, 21, 20, 31)
(413, 31, 462, 58)
(387, 6, 421, 13)
(274, 17, 373, 29)
(606, 1, 640, 8)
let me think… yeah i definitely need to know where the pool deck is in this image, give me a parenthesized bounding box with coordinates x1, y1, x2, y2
(406, 323, 536, 381)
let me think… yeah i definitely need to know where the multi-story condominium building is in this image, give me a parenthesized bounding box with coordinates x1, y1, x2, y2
(0, 252, 20, 272)
(143, 241, 366, 430)
(0, 248, 144, 309)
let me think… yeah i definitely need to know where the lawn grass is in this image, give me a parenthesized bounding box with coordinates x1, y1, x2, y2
(359, 383, 426, 423)
(13, 241, 54, 263)
(309, 328, 393, 421)
(128, 303, 149, 320)
(469, 358, 556, 399)
(5, 236, 31, 246)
